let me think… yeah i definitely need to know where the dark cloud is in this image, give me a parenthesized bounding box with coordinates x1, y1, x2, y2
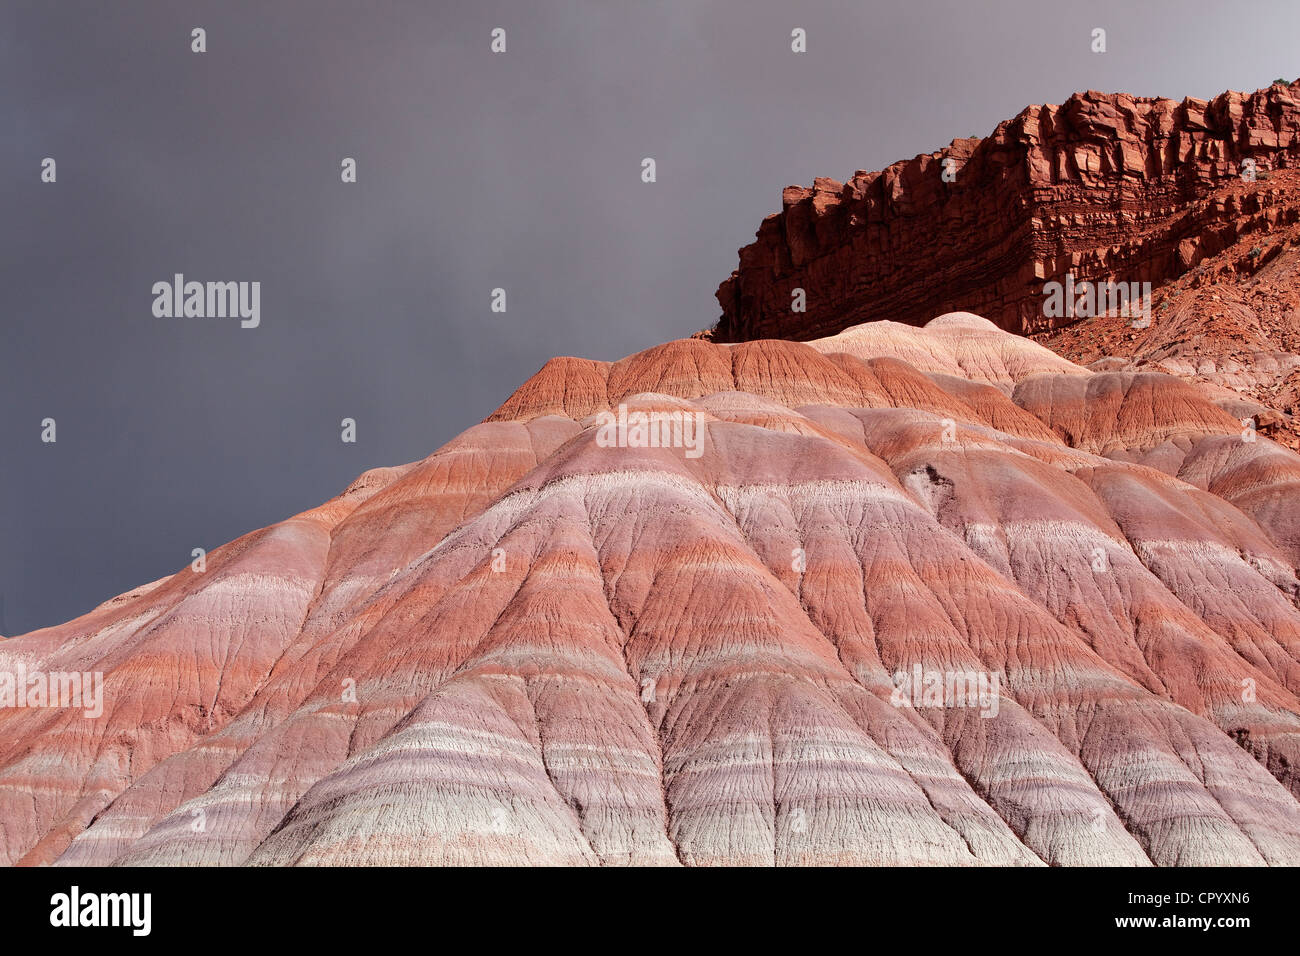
(4, 0, 1297, 634)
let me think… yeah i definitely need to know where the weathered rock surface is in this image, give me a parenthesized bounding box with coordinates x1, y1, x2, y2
(6, 313, 1300, 866)
(1034, 175, 1300, 450)
(714, 81, 1300, 342)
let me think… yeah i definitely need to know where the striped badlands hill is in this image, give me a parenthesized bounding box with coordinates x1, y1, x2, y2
(6, 312, 1300, 866)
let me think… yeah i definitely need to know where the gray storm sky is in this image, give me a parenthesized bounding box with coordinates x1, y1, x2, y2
(4, 0, 1298, 634)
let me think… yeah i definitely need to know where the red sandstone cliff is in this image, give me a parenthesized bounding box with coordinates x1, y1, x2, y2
(714, 80, 1300, 341)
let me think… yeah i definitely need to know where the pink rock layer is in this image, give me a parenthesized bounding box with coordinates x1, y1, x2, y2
(5, 313, 1300, 866)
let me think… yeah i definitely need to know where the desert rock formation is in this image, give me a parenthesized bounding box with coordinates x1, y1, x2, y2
(6, 313, 1300, 866)
(1034, 174, 1300, 451)
(713, 81, 1300, 341)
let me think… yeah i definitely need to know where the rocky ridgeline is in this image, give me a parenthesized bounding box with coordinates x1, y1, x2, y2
(713, 81, 1300, 341)
(8, 314, 1300, 866)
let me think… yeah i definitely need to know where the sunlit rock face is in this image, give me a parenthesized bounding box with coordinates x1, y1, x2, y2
(714, 82, 1300, 343)
(6, 312, 1300, 867)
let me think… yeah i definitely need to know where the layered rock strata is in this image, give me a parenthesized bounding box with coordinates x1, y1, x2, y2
(714, 82, 1300, 341)
(6, 314, 1300, 865)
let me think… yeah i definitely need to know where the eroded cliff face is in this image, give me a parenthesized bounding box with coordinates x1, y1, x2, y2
(714, 81, 1300, 341)
(6, 314, 1300, 866)
(1033, 168, 1300, 451)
